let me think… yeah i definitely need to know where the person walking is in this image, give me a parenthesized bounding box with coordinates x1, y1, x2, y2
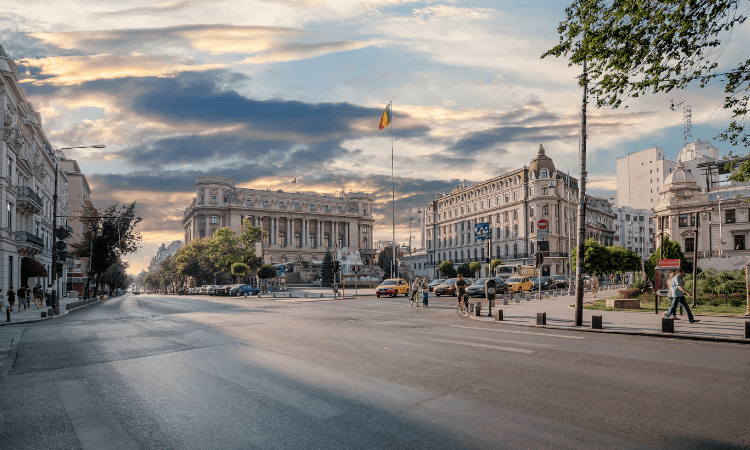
(591, 275, 600, 298)
(411, 277, 421, 307)
(664, 268, 699, 323)
(0, 287, 4, 312)
(17, 286, 27, 311)
(36, 284, 44, 309)
(420, 277, 429, 307)
(7, 286, 16, 313)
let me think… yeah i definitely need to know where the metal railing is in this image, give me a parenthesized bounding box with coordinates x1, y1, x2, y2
(14, 231, 44, 247)
(16, 186, 43, 207)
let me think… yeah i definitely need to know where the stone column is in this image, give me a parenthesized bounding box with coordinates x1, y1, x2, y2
(318, 220, 323, 247)
(334, 221, 338, 248)
(285, 217, 290, 247)
(290, 218, 295, 248)
(304, 219, 309, 247)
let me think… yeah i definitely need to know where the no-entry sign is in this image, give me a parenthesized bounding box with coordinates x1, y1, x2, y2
(537, 219, 548, 230)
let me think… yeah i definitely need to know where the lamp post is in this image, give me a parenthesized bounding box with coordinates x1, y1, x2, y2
(717, 195, 724, 257)
(408, 203, 422, 283)
(52, 145, 105, 308)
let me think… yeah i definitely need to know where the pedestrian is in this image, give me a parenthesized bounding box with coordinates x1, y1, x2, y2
(7, 286, 16, 313)
(609, 273, 615, 286)
(421, 277, 429, 307)
(591, 275, 599, 298)
(411, 277, 421, 306)
(0, 286, 4, 312)
(17, 286, 27, 311)
(664, 268, 699, 323)
(36, 284, 44, 309)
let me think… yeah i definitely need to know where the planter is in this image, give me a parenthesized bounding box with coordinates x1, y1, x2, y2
(606, 298, 641, 309)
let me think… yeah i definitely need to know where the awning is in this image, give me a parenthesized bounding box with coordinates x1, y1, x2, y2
(21, 257, 48, 278)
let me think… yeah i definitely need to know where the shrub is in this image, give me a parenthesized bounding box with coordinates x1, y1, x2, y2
(619, 288, 641, 299)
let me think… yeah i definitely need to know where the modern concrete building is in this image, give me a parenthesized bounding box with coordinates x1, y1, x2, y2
(613, 205, 654, 265)
(183, 177, 376, 279)
(423, 145, 617, 279)
(0, 44, 69, 295)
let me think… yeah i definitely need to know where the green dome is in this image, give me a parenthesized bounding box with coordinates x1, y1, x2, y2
(528, 145, 556, 176)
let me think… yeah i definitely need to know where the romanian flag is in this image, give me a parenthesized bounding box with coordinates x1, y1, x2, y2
(378, 104, 391, 130)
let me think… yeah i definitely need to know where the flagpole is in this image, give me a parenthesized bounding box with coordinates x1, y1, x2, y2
(391, 100, 396, 279)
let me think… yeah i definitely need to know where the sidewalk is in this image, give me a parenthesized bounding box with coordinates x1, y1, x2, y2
(0, 295, 104, 326)
(469, 289, 750, 344)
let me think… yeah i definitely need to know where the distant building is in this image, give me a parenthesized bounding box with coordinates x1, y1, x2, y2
(613, 206, 654, 265)
(148, 241, 182, 272)
(58, 157, 91, 295)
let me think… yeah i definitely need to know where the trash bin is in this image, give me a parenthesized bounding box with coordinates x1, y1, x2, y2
(485, 279, 497, 316)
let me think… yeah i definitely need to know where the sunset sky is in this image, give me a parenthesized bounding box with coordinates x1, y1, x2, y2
(2, 0, 746, 274)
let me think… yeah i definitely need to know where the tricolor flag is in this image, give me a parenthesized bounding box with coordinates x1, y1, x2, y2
(292, 177, 297, 184)
(378, 104, 391, 130)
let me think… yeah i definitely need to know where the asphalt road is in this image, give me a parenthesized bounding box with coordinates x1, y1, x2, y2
(1, 292, 748, 449)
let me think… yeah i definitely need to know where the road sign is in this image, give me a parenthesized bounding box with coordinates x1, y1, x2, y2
(474, 222, 490, 240)
(537, 229, 548, 239)
(537, 219, 548, 230)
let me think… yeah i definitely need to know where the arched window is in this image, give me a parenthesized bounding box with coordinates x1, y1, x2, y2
(363, 237, 368, 249)
(513, 243, 518, 255)
(541, 169, 548, 178)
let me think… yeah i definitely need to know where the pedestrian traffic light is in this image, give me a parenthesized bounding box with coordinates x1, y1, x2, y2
(535, 252, 544, 267)
(333, 260, 341, 272)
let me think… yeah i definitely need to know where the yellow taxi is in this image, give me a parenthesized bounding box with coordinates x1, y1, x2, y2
(506, 276, 533, 293)
(375, 278, 409, 297)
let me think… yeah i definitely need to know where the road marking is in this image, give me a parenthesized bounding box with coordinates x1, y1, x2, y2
(427, 337, 535, 353)
(409, 330, 555, 348)
(56, 379, 139, 450)
(449, 325, 584, 339)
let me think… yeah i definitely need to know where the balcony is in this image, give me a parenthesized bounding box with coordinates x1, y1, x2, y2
(16, 186, 43, 214)
(14, 231, 44, 256)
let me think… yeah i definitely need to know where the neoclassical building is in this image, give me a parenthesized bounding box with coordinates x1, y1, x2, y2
(183, 177, 376, 268)
(423, 145, 616, 278)
(1, 44, 69, 293)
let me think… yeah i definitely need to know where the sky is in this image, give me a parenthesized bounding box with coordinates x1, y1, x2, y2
(2, 0, 746, 274)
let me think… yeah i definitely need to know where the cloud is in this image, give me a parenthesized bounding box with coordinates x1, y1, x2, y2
(411, 5, 494, 23)
(98, 0, 229, 17)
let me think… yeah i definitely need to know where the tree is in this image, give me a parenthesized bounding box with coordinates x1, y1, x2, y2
(157, 254, 181, 293)
(490, 259, 503, 270)
(570, 239, 614, 274)
(457, 263, 473, 278)
(257, 264, 276, 280)
(645, 236, 693, 282)
(231, 262, 251, 282)
(376, 246, 402, 277)
(469, 262, 482, 278)
(543, 1, 750, 155)
(101, 259, 129, 295)
(321, 250, 335, 286)
(174, 238, 212, 285)
(609, 246, 642, 273)
(72, 201, 142, 298)
(438, 260, 456, 278)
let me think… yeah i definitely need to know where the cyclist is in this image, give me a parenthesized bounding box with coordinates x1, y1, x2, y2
(455, 274, 469, 308)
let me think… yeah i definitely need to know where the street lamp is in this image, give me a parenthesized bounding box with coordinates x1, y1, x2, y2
(52, 145, 105, 308)
(408, 203, 422, 284)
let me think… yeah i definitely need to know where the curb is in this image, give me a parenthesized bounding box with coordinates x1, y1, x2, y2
(0, 297, 105, 327)
(468, 313, 750, 344)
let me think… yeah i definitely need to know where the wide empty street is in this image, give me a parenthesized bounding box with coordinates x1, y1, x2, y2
(1, 292, 748, 449)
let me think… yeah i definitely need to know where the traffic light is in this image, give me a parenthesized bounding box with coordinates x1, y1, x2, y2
(55, 262, 64, 277)
(352, 264, 359, 274)
(535, 252, 544, 267)
(333, 260, 341, 272)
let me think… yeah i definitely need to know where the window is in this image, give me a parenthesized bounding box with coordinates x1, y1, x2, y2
(684, 238, 694, 252)
(726, 210, 736, 224)
(542, 204, 549, 215)
(338, 206, 343, 212)
(280, 201, 285, 207)
(211, 195, 217, 203)
(294, 202, 299, 209)
(200, 215, 206, 224)
(626, 214, 630, 221)
(542, 187, 548, 194)
(529, 205, 535, 217)
(363, 208, 367, 215)
(246, 198, 252, 206)
(513, 210, 518, 220)
(200, 195, 205, 202)
(734, 235, 746, 250)
(541, 169, 548, 178)
(678, 214, 688, 227)
(263, 199, 268, 206)
(7, 202, 11, 230)
(363, 225, 368, 232)
(505, 194, 509, 203)
(7, 157, 10, 177)
(505, 226, 510, 237)
(200, 229, 206, 238)
(223, 196, 227, 203)
(35, 221, 40, 236)
(210, 215, 218, 224)
(309, 203, 314, 211)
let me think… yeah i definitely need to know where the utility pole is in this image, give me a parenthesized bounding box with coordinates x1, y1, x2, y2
(574, 60, 588, 327)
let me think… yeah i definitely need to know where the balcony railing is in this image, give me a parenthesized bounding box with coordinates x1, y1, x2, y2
(14, 231, 44, 247)
(16, 186, 43, 211)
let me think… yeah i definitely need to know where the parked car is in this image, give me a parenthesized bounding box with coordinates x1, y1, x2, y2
(506, 277, 533, 293)
(552, 275, 569, 289)
(217, 285, 234, 296)
(433, 278, 459, 297)
(531, 276, 555, 290)
(198, 286, 208, 295)
(177, 288, 186, 295)
(133, 291, 140, 295)
(466, 278, 509, 297)
(375, 279, 409, 297)
(207, 285, 218, 295)
(427, 279, 445, 292)
(229, 284, 259, 296)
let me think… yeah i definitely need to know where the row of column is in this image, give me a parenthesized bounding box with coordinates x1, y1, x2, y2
(253, 216, 361, 249)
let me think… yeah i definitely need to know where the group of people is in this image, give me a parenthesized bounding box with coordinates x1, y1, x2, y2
(410, 277, 430, 307)
(1, 284, 50, 313)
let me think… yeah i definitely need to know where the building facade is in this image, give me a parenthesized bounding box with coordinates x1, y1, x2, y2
(148, 240, 182, 272)
(654, 160, 750, 269)
(613, 205, 654, 264)
(1, 44, 69, 294)
(424, 145, 617, 279)
(58, 157, 91, 295)
(183, 177, 376, 270)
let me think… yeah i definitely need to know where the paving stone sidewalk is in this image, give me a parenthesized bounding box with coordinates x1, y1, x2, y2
(0, 295, 103, 326)
(470, 289, 750, 343)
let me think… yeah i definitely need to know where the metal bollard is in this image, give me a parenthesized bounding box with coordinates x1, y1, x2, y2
(662, 317, 674, 333)
(41, 311, 47, 318)
(54, 307, 60, 315)
(525, 294, 530, 301)
(6, 308, 10, 322)
(514, 295, 520, 303)
(496, 309, 503, 321)
(536, 312, 546, 325)
(592, 315, 603, 329)
(475, 301, 482, 317)
(745, 322, 750, 339)
(503, 296, 508, 305)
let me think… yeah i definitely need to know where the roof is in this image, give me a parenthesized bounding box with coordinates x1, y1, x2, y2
(528, 144, 556, 175)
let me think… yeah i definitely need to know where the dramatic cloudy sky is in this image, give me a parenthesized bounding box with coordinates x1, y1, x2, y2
(2, 0, 746, 274)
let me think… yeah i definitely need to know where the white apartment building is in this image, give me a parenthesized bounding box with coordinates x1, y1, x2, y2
(423, 145, 616, 279)
(616, 140, 721, 210)
(183, 177, 376, 275)
(58, 156, 92, 295)
(148, 240, 182, 272)
(1, 44, 69, 294)
(613, 206, 654, 264)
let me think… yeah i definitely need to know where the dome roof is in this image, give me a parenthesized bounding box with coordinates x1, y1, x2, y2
(528, 145, 556, 175)
(664, 161, 697, 186)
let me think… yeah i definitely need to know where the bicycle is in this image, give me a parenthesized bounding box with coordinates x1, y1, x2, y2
(456, 292, 473, 318)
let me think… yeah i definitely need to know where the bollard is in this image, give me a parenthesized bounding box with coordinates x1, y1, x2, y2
(304, 293, 308, 298)
(320, 293, 324, 298)
(536, 312, 546, 325)
(54, 307, 60, 315)
(66, 304, 70, 311)
(6, 308, 10, 322)
(475, 301, 482, 317)
(662, 317, 675, 333)
(592, 315, 603, 329)
(525, 294, 530, 301)
(745, 322, 750, 339)
(514, 296, 520, 303)
(273, 293, 276, 298)
(496, 309, 503, 321)
(503, 296, 508, 305)
(41, 311, 47, 318)
(48, 308, 54, 316)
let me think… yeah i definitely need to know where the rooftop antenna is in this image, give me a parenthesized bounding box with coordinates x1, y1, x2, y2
(683, 105, 692, 144)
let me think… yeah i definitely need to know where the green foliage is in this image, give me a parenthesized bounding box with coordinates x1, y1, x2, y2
(644, 236, 693, 282)
(630, 271, 651, 292)
(684, 269, 746, 296)
(609, 246, 642, 273)
(457, 263, 473, 278)
(376, 246, 402, 277)
(490, 259, 503, 270)
(231, 262, 250, 278)
(438, 260, 457, 278)
(543, 0, 749, 149)
(571, 239, 612, 274)
(101, 260, 129, 294)
(469, 262, 482, 277)
(257, 264, 276, 279)
(321, 250, 335, 285)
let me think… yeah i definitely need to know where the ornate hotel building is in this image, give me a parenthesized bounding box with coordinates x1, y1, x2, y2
(423, 145, 616, 278)
(183, 177, 376, 267)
